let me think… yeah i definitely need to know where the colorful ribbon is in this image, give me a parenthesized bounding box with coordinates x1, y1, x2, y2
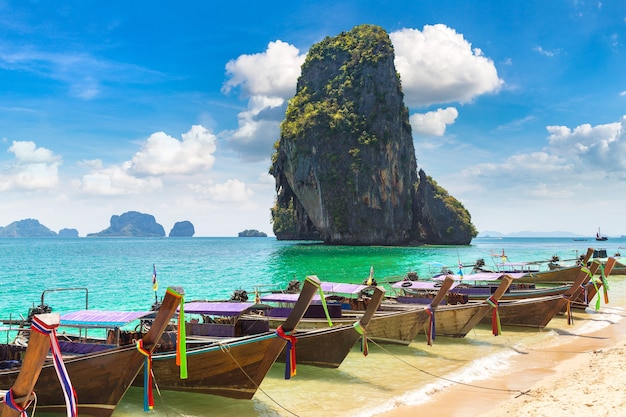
(486, 296, 502, 336)
(425, 304, 435, 346)
(599, 263, 610, 305)
(353, 321, 368, 356)
(31, 315, 78, 417)
(136, 339, 154, 411)
(3, 388, 33, 417)
(169, 287, 188, 379)
(305, 276, 333, 327)
(590, 278, 602, 311)
(276, 325, 297, 379)
(565, 297, 574, 325)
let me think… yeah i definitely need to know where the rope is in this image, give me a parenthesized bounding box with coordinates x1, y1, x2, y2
(368, 338, 528, 396)
(2, 389, 33, 417)
(151, 339, 301, 417)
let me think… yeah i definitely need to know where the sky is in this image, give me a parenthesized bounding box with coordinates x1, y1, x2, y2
(1, 1, 625, 238)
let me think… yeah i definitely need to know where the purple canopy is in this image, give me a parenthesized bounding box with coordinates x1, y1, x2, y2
(183, 301, 254, 316)
(260, 293, 323, 303)
(320, 282, 370, 294)
(391, 281, 460, 290)
(60, 310, 152, 328)
(431, 272, 526, 282)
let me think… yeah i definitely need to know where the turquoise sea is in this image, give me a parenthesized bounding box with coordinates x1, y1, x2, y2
(1, 236, 625, 416)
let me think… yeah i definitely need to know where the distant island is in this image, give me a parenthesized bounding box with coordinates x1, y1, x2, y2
(238, 229, 268, 237)
(0, 212, 196, 238)
(169, 221, 195, 237)
(0, 219, 58, 237)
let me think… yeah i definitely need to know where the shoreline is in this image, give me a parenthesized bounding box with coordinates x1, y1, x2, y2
(377, 306, 626, 417)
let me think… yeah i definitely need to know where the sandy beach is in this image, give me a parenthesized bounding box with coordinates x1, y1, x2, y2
(379, 305, 626, 417)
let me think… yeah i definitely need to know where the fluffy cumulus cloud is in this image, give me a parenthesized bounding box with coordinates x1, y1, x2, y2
(79, 161, 163, 195)
(390, 25, 503, 107)
(130, 125, 217, 176)
(0, 141, 62, 191)
(457, 116, 626, 200)
(222, 41, 306, 160)
(546, 117, 626, 172)
(79, 125, 217, 195)
(189, 178, 253, 203)
(410, 107, 459, 136)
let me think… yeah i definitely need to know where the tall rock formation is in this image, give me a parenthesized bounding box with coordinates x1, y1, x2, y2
(270, 24, 476, 245)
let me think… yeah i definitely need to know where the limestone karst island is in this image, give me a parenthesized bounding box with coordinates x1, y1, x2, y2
(270, 24, 476, 246)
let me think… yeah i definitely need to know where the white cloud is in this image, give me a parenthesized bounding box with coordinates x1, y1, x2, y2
(533, 46, 558, 57)
(410, 107, 459, 136)
(79, 161, 163, 195)
(0, 141, 62, 191)
(79, 125, 217, 195)
(189, 178, 254, 203)
(390, 25, 503, 107)
(222, 40, 305, 99)
(546, 117, 625, 171)
(222, 41, 306, 160)
(130, 125, 217, 176)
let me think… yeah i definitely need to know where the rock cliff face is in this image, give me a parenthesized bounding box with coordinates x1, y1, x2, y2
(169, 221, 195, 237)
(87, 211, 165, 237)
(0, 219, 57, 237)
(270, 24, 476, 245)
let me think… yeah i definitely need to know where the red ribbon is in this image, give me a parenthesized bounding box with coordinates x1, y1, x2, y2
(276, 325, 297, 379)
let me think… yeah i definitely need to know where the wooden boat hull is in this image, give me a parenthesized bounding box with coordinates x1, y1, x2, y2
(465, 285, 570, 302)
(139, 275, 320, 399)
(276, 286, 385, 367)
(513, 265, 583, 284)
(480, 296, 565, 328)
(147, 333, 285, 399)
(0, 286, 183, 417)
(278, 325, 362, 368)
(430, 303, 495, 337)
(29, 346, 148, 417)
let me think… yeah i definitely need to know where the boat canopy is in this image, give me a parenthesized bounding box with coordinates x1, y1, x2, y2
(260, 293, 323, 303)
(320, 281, 370, 294)
(431, 272, 526, 281)
(60, 310, 152, 328)
(391, 281, 460, 290)
(183, 301, 254, 316)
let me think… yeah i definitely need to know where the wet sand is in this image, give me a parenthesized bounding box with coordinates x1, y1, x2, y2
(378, 306, 626, 417)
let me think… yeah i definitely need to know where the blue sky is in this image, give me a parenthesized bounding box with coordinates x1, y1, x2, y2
(1, 1, 625, 237)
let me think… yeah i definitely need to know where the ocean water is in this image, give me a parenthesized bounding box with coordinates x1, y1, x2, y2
(1, 236, 624, 416)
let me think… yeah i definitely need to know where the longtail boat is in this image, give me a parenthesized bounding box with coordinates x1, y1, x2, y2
(476, 247, 595, 284)
(265, 276, 512, 344)
(481, 259, 615, 328)
(261, 278, 452, 346)
(142, 275, 320, 399)
(2, 286, 183, 417)
(0, 314, 61, 417)
(276, 286, 385, 368)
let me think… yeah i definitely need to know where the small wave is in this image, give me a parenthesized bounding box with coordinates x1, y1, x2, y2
(353, 350, 518, 417)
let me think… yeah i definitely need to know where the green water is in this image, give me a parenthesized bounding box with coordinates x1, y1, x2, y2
(1, 237, 624, 416)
